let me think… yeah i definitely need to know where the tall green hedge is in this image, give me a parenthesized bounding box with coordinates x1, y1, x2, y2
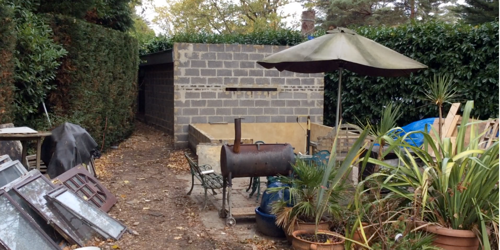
(47, 14, 138, 150)
(0, 5, 16, 123)
(324, 21, 499, 126)
(140, 29, 305, 55)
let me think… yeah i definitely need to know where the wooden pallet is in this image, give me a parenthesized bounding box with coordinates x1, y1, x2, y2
(428, 103, 498, 156)
(479, 119, 499, 150)
(26, 154, 47, 173)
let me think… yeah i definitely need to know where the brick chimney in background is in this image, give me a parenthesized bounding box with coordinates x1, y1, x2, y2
(301, 9, 315, 37)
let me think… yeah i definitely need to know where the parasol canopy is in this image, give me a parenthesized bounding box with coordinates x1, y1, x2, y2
(257, 27, 428, 128)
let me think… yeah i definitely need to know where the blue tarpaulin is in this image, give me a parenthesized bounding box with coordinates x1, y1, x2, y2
(398, 117, 437, 147)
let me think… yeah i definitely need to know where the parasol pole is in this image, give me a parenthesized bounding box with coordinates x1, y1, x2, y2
(41, 99, 52, 127)
(335, 67, 343, 129)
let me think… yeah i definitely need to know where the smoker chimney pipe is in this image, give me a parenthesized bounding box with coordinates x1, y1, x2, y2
(233, 118, 241, 153)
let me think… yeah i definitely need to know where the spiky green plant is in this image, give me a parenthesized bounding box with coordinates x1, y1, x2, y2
(269, 159, 345, 235)
(365, 101, 499, 248)
(269, 125, 369, 236)
(358, 102, 403, 171)
(423, 73, 458, 139)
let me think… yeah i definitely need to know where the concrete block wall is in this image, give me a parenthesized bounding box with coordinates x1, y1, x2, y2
(188, 124, 212, 152)
(173, 43, 325, 148)
(143, 64, 175, 135)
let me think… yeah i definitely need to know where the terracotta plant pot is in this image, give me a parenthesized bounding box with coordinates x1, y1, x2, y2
(286, 221, 331, 243)
(292, 229, 345, 250)
(351, 222, 373, 250)
(419, 224, 479, 250)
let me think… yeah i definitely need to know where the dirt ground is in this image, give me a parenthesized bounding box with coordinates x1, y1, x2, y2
(93, 122, 290, 250)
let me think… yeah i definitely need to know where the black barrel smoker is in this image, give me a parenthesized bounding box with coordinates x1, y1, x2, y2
(219, 118, 295, 226)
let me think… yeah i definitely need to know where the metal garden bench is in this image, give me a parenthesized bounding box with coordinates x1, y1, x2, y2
(185, 152, 223, 210)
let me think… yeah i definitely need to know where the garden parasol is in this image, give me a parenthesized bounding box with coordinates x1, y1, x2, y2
(257, 27, 428, 128)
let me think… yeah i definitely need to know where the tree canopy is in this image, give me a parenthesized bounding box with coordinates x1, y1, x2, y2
(129, 14, 156, 45)
(303, 0, 455, 28)
(454, 0, 499, 24)
(153, 0, 294, 35)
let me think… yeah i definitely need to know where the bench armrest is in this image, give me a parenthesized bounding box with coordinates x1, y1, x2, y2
(198, 163, 214, 172)
(200, 169, 215, 175)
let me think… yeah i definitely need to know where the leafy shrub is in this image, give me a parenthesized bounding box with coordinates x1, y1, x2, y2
(3, 0, 67, 124)
(0, 4, 16, 123)
(12, 10, 67, 123)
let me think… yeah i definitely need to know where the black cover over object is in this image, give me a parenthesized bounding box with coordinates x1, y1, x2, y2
(41, 123, 98, 178)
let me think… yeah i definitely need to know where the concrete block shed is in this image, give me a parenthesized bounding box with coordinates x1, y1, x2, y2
(138, 43, 325, 149)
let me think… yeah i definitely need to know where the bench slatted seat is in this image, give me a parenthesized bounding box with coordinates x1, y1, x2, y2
(185, 152, 223, 210)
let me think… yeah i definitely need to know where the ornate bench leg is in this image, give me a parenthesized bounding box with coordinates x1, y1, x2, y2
(187, 173, 195, 195)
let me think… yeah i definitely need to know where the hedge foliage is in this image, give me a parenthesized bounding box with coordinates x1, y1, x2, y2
(46, 14, 139, 150)
(0, 5, 16, 123)
(140, 29, 305, 55)
(324, 21, 499, 126)
(37, 0, 134, 31)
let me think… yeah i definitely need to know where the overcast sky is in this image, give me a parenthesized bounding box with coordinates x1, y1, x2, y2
(136, 0, 304, 35)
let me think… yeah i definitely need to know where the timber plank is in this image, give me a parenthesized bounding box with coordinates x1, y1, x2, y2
(231, 207, 256, 217)
(441, 103, 461, 139)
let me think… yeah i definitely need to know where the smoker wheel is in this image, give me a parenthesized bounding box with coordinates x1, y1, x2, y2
(226, 217, 236, 227)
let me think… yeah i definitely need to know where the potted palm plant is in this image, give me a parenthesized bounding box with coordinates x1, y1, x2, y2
(269, 159, 343, 238)
(365, 101, 499, 250)
(269, 126, 369, 249)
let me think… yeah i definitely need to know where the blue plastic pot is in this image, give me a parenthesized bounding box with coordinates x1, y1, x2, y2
(255, 207, 286, 238)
